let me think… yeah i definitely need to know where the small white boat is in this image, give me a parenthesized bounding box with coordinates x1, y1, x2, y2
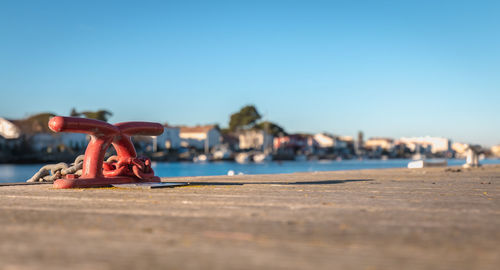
(212, 145, 232, 160)
(193, 154, 209, 163)
(408, 159, 447, 169)
(253, 153, 272, 163)
(235, 153, 251, 164)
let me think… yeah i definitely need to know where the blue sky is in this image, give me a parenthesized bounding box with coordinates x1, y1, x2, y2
(0, 0, 499, 146)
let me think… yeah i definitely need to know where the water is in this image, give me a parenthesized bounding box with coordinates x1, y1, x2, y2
(2, 159, 500, 183)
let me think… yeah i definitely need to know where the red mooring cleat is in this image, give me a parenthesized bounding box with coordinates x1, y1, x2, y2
(48, 116, 164, 188)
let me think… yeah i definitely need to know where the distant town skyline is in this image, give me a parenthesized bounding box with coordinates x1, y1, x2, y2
(1, 0, 499, 146)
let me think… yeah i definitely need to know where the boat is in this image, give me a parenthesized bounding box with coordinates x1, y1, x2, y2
(193, 154, 210, 163)
(212, 145, 232, 160)
(235, 153, 251, 164)
(253, 153, 272, 163)
(408, 159, 447, 169)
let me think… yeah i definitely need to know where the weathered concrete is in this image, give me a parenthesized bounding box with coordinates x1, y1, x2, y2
(0, 165, 499, 270)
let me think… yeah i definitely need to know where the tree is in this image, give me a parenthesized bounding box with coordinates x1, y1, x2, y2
(69, 108, 113, 122)
(25, 113, 56, 133)
(26, 112, 56, 124)
(254, 121, 286, 136)
(81, 110, 113, 122)
(229, 105, 261, 132)
(70, 108, 80, 117)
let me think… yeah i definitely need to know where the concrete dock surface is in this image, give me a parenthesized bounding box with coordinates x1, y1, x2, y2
(0, 165, 499, 270)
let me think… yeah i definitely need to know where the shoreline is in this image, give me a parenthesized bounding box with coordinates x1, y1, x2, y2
(2, 158, 500, 183)
(1, 165, 499, 269)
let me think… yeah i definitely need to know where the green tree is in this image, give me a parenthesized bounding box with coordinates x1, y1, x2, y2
(25, 113, 56, 133)
(70, 108, 80, 117)
(254, 121, 286, 136)
(26, 112, 56, 123)
(80, 110, 113, 122)
(229, 105, 261, 131)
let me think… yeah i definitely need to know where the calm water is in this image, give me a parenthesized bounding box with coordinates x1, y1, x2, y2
(2, 158, 500, 183)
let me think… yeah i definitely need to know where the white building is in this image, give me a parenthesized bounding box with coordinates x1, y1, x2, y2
(0, 116, 87, 152)
(364, 137, 394, 150)
(313, 133, 335, 148)
(179, 125, 221, 151)
(312, 133, 351, 149)
(452, 142, 469, 158)
(0, 117, 21, 150)
(398, 136, 451, 153)
(239, 130, 273, 151)
(0, 117, 21, 139)
(151, 125, 181, 151)
(491, 145, 500, 157)
(31, 133, 87, 152)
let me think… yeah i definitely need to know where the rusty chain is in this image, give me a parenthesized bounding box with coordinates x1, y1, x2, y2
(27, 155, 155, 182)
(27, 155, 85, 182)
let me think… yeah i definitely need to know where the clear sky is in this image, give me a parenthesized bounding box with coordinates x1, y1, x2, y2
(0, 0, 499, 146)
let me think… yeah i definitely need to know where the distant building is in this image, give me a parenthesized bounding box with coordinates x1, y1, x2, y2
(273, 134, 309, 151)
(312, 133, 352, 150)
(356, 131, 364, 155)
(31, 133, 87, 152)
(239, 130, 273, 151)
(0, 117, 22, 150)
(398, 136, 451, 154)
(364, 137, 394, 151)
(491, 145, 500, 158)
(336, 136, 353, 149)
(0, 116, 87, 152)
(313, 133, 335, 148)
(0, 117, 21, 139)
(179, 125, 221, 151)
(221, 133, 240, 151)
(151, 125, 181, 151)
(452, 142, 469, 158)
